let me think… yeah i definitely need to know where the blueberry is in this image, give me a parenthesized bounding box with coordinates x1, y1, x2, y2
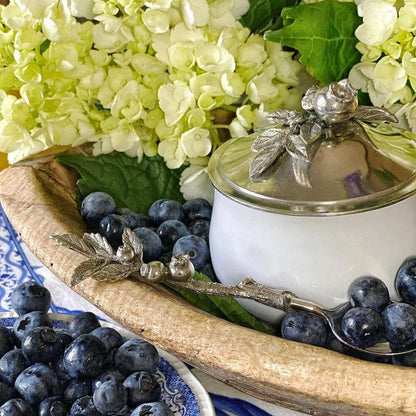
(158, 251, 173, 265)
(172, 235, 210, 271)
(349, 276, 390, 313)
(130, 401, 174, 416)
(123, 371, 161, 408)
(0, 326, 14, 357)
(132, 228, 163, 262)
(89, 327, 124, 365)
(188, 219, 210, 242)
(39, 396, 68, 416)
(281, 310, 328, 347)
(81, 192, 116, 226)
(0, 349, 28, 385)
(148, 199, 168, 221)
(381, 302, 416, 346)
(396, 257, 416, 306)
(63, 379, 92, 405)
(69, 312, 101, 339)
(22, 326, 63, 364)
(341, 307, 384, 348)
(69, 396, 100, 416)
(112, 408, 130, 416)
(148, 199, 185, 224)
(51, 357, 72, 387)
(10, 281, 51, 316)
(116, 208, 155, 229)
(0, 380, 14, 405)
(63, 334, 107, 379)
(156, 220, 190, 250)
(93, 380, 128, 416)
(324, 331, 352, 355)
(99, 214, 128, 247)
(182, 198, 212, 222)
(92, 369, 125, 393)
(14, 363, 59, 405)
(13, 311, 52, 344)
(55, 328, 73, 349)
(114, 339, 159, 376)
(0, 398, 33, 416)
(392, 350, 416, 367)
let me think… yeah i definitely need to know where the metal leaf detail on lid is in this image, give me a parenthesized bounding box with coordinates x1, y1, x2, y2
(249, 79, 398, 186)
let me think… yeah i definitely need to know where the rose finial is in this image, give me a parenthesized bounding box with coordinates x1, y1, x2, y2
(302, 79, 358, 123)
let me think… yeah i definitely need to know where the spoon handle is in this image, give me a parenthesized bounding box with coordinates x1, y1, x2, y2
(288, 297, 326, 318)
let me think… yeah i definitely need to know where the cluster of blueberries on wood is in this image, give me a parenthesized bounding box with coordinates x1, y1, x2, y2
(0, 281, 174, 415)
(280, 258, 416, 365)
(81, 192, 215, 277)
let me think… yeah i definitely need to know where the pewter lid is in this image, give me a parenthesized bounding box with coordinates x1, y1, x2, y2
(208, 80, 416, 216)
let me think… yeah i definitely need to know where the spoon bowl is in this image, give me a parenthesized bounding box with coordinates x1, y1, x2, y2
(287, 297, 415, 357)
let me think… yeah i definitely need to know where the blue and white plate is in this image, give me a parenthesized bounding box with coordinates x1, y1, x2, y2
(0, 312, 215, 416)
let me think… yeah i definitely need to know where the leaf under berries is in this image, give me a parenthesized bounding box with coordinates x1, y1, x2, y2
(57, 153, 185, 214)
(171, 272, 276, 334)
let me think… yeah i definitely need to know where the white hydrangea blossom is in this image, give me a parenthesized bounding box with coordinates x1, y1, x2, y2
(350, 0, 416, 131)
(231, 0, 250, 19)
(180, 159, 214, 204)
(355, 0, 397, 45)
(0, 0, 305, 200)
(180, 127, 212, 158)
(158, 80, 196, 126)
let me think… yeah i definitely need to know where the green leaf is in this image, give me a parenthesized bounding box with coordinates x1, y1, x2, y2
(265, 0, 362, 83)
(358, 91, 371, 106)
(173, 273, 276, 334)
(169, 282, 227, 319)
(240, 0, 299, 33)
(39, 39, 51, 55)
(58, 153, 185, 213)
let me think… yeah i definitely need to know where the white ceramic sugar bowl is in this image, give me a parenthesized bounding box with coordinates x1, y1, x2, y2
(207, 80, 416, 325)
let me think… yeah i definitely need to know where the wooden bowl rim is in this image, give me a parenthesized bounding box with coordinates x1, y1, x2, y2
(1, 163, 416, 416)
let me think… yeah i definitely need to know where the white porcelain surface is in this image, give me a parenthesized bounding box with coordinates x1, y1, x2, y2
(209, 191, 416, 324)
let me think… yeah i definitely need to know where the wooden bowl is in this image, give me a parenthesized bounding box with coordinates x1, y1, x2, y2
(1, 162, 415, 416)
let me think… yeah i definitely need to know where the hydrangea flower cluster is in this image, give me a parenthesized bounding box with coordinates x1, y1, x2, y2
(0, 0, 305, 201)
(349, 0, 416, 132)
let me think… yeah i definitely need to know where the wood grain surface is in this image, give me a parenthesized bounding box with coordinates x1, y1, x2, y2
(1, 162, 415, 416)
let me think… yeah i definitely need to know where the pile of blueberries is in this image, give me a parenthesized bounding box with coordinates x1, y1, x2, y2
(280, 258, 416, 366)
(0, 281, 174, 415)
(80, 192, 214, 275)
